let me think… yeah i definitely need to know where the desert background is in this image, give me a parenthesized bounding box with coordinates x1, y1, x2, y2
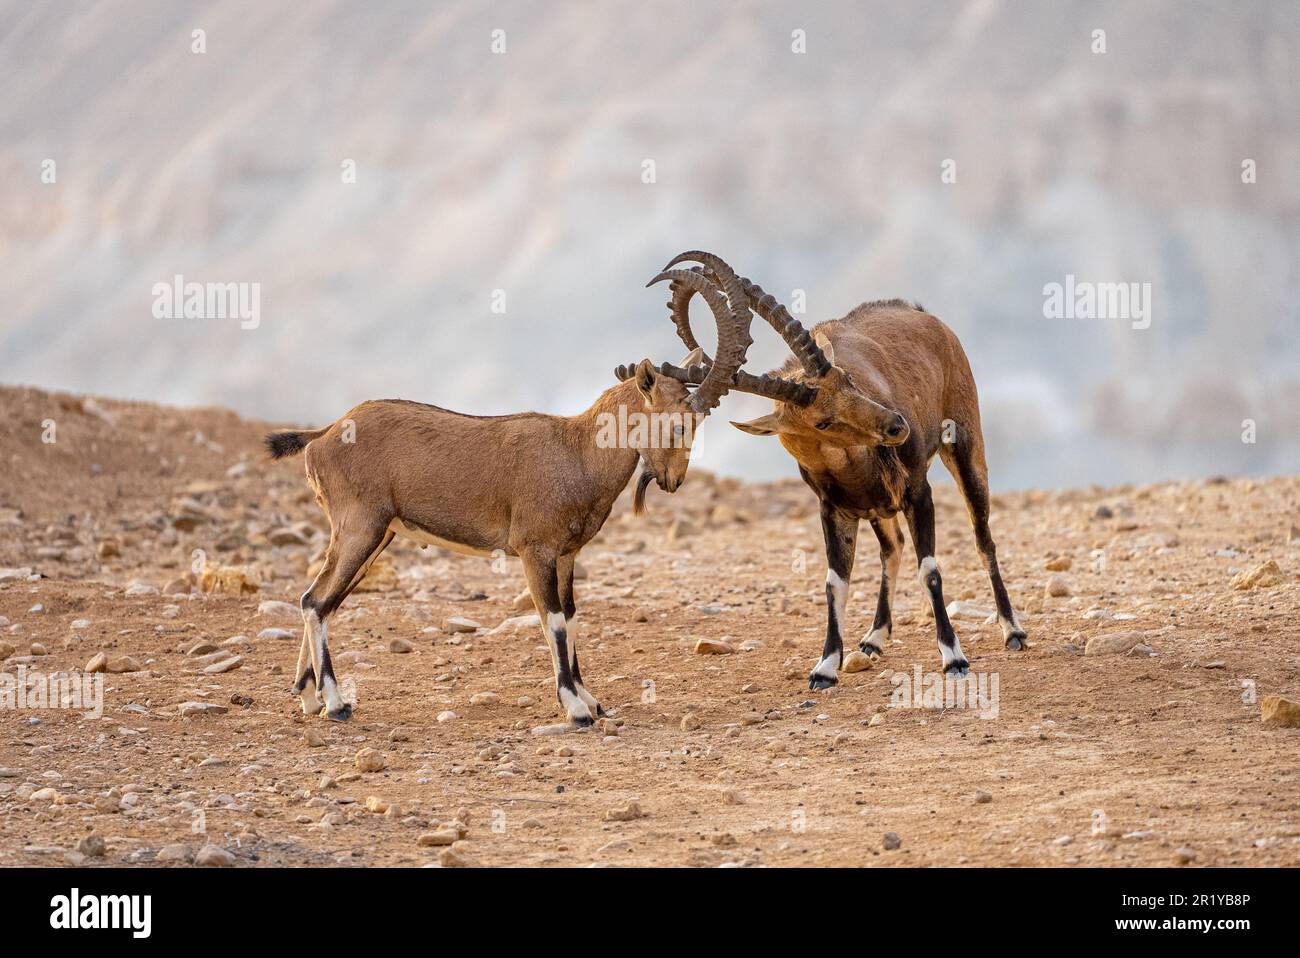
(0, 1, 1297, 867)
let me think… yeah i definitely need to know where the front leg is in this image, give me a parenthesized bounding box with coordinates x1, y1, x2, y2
(557, 552, 603, 718)
(521, 547, 594, 726)
(810, 501, 859, 690)
(860, 516, 903, 656)
(904, 481, 969, 676)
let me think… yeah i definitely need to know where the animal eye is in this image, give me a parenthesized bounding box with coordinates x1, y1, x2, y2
(815, 420, 833, 431)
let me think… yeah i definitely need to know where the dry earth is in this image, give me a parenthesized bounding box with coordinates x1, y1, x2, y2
(0, 385, 1297, 868)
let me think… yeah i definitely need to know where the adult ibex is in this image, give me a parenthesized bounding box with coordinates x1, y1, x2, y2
(265, 252, 755, 724)
(637, 254, 1027, 689)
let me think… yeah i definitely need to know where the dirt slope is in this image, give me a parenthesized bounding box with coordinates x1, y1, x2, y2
(0, 385, 1297, 867)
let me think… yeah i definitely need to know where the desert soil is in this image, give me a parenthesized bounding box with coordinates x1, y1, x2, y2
(0, 384, 1297, 868)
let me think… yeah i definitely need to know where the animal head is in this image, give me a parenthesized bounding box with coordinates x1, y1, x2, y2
(729, 333, 909, 448)
(629, 349, 702, 500)
(637, 257, 909, 451)
(614, 251, 762, 512)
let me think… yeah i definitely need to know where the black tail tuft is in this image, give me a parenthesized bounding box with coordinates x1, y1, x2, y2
(265, 431, 309, 460)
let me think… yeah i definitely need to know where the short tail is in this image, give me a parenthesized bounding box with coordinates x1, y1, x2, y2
(264, 427, 328, 460)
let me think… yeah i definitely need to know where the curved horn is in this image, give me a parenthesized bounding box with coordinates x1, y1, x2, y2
(734, 275, 832, 377)
(646, 252, 753, 416)
(615, 360, 817, 407)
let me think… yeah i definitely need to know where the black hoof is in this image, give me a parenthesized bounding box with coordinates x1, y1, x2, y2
(809, 673, 838, 691)
(859, 641, 883, 657)
(324, 703, 353, 722)
(596, 703, 608, 718)
(570, 714, 595, 729)
(1006, 632, 1028, 651)
(944, 660, 970, 677)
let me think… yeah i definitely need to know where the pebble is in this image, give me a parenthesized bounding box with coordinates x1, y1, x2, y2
(84, 653, 107, 673)
(842, 650, 874, 673)
(179, 701, 228, 717)
(469, 692, 499, 706)
(1174, 847, 1195, 865)
(974, 790, 993, 804)
(77, 835, 107, 858)
(680, 713, 701, 731)
(632, 607, 649, 622)
(303, 728, 326, 747)
(257, 628, 295, 640)
(1229, 560, 1283, 591)
(388, 638, 413, 654)
(1084, 631, 1144, 656)
(155, 844, 194, 863)
(418, 830, 459, 846)
(195, 844, 236, 867)
(355, 748, 387, 773)
(604, 801, 645, 822)
(443, 616, 481, 634)
(204, 655, 243, 674)
(436, 710, 457, 723)
(883, 832, 902, 850)
(693, 638, 735, 655)
(257, 600, 300, 619)
(1261, 695, 1300, 728)
(868, 713, 886, 727)
(438, 847, 476, 868)
(1044, 574, 1071, 597)
(1044, 556, 1072, 572)
(105, 655, 142, 673)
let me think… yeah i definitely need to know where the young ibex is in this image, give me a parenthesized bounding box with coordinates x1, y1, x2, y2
(639, 253, 1027, 689)
(265, 252, 755, 724)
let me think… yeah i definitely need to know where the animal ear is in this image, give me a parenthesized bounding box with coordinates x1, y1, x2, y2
(678, 346, 704, 368)
(730, 413, 783, 436)
(635, 359, 656, 403)
(814, 331, 836, 367)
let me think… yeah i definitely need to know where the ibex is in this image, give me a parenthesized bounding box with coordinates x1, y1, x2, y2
(265, 252, 755, 724)
(634, 253, 1027, 689)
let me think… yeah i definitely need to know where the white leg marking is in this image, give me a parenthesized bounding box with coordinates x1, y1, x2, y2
(917, 555, 939, 586)
(307, 610, 345, 714)
(813, 569, 848, 680)
(861, 625, 890, 654)
(542, 610, 592, 722)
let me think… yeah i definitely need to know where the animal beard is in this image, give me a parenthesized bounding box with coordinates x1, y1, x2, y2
(633, 467, 655, 516)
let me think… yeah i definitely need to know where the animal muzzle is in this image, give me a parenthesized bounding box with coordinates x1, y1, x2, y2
(882, 412, 909, 445)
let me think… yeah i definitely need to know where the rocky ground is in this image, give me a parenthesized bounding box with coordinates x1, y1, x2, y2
(0, 384, 1297, 868)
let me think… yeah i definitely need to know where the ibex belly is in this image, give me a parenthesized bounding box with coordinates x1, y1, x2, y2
(387, 518, 501, 558)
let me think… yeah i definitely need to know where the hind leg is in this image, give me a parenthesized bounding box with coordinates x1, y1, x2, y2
(809, 500, 859, 689)
(904, 480, 968, 676)
(860, 516, 903, 656)
(293, 624, 323, 715)
(300, 514, 394, 720)
(939, 430, 1027, 650)
(520, 545, 592, 726)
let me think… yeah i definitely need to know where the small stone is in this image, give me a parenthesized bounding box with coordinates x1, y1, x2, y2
(883, 832, 902, 850)
(868, 713, 886, 727)
(257, 599, 300, 619)
(30, 787, 61, 803)
(388, 638, 413, 654)
(96, 540, 121, 559)
(303, 728, 326, 747)
(512, 589, 534, 612)
(516, 696, 535, 708)
(693, 638, 735, 655)
(257, 628, 295, 640)
(1084, 631, 1144, 656)
(84, 652, 107, 673)
(365, 796, 390, 814)
(195, 844, 236, 867)
(179, 701, 228, 717)
(974, 790, 993, 804)
(418, 830, 458, 847)
(77, 834, 107, 858)
(436, 710, 457, 723)
(438, 846, 476, 868)
(355, 747, 387, 773)
(469, 692, 499, 706)
(604, 801, 645, 822)
(443, 616, 481, 634)
(1174, 847, 1195, 865)
(1044, 574, 1071, 598)
(680, 712, 701, 731)
(204, 655, 243, 674)
(155, 844, 194, 863)
(389, 727, 412, 742)
(1261, 695, 1300, 728)
(105, 655, 142, 673)
(1044, 556, 1072, 572)
(1230, 560, 1284, 591)
(842, 650, 874, 673)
